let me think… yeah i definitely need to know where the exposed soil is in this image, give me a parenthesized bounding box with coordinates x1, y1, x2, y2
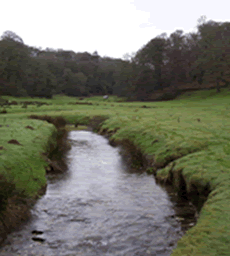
(25, 125, 34, 130)
(0, 185, 47, 245)
(7, 139, 22, 146)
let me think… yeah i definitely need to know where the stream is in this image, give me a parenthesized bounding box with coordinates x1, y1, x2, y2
(0, 131, 196, 256)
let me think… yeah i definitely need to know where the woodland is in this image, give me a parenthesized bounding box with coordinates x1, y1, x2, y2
(0, 18, 230, 101)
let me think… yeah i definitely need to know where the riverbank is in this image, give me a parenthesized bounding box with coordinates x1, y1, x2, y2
(1, 89, 230, 255)
(0, 116, 68, 243)
(95, 116, 230, 256)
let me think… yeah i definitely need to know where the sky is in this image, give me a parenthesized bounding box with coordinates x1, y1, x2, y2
(1, 0, 229, 59)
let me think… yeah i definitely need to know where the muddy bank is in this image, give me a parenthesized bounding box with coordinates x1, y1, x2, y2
(155, 164, 211, 213)
(0, 181, 47, 245)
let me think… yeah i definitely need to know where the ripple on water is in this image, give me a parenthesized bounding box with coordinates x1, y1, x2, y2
(0, 131, 195, 256)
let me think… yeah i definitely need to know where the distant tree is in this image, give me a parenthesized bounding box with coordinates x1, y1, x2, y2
(1, 30, 24, 44)
(163, 30, 195, 87)
(133, 68, 156, 100)
(195, 20, 230, 92)
(56, 50, 75, 61)
(182, 32, 202, 83)
(92, 51, 100, 62)
(113, 59, 139, 99)
(62, 69, 88, 96)
(135, 36, 167, 90)
(0, 38, 30, 96)
(24, 58, 56, 98)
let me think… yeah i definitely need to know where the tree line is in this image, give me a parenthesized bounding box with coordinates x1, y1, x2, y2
(0, 17, 230, 100)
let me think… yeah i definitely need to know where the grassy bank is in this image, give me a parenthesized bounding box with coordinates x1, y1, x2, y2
(1, 89, 230, 255)
(0, 115, 62, 242)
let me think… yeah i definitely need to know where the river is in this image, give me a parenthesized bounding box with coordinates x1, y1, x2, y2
(0, 131, 196, 256)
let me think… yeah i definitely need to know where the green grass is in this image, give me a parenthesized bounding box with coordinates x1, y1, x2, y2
(0, 118, 56, 198)
(1, 89, 230, 255)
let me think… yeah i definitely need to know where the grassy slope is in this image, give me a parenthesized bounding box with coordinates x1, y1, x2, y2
(1, 89, 230, 255)
(0, 118, 56, 198)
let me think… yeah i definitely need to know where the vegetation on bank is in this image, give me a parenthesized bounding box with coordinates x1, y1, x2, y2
(0, 118, 54, 197)
(0, 117, 57, 241)
(0, 89, 230, 254)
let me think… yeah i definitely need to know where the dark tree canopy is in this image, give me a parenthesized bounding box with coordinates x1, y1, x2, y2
(1, 19, 230, 100)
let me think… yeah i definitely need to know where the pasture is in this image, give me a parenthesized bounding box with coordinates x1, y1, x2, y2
(1, 89, 230, 255)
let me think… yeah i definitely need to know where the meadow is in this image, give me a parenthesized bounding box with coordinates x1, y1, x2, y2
(1, 89, 230, 255)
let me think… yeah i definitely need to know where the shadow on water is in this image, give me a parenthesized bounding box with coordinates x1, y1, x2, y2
(0, 131, 196, 256)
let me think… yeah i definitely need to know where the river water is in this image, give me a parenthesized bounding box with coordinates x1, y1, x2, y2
(0, 131, 195, 256)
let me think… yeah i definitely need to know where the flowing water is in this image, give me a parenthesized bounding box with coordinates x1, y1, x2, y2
(0, 131, 196, 256)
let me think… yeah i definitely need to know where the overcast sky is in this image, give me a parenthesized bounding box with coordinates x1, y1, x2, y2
(1, 0, 229, 59)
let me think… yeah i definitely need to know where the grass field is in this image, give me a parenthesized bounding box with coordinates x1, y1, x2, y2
(1, 89, 230, 255)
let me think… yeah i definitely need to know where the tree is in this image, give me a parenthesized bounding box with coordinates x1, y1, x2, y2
(24, 58, 56, 98)
(195, 20, 230, 92)
(113, 59, 140, 99)
(166, 30, 188, 85)
(1, 31, 24, 44)
(0, 38, 30, 96)
(62, 69, 88, 96)
(133, 68, 156, 100)
(135, 36, 167, 90)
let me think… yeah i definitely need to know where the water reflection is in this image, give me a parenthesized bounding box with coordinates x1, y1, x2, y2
(0, 131, 193, 256)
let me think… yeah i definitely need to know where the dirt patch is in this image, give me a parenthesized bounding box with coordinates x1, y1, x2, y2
(75, 101, 93, 105)
(0, 100, 50, 107)
(0, 109, 7, 114)
(7, 139, 22, 146)
(21, 101, 50, 107)
(25, 125, 34, 130)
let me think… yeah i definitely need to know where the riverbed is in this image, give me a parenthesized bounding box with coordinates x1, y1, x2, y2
(0, 131, 196, 256)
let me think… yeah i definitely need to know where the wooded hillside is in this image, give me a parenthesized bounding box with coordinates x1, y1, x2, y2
(0, 17, 229, 101)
